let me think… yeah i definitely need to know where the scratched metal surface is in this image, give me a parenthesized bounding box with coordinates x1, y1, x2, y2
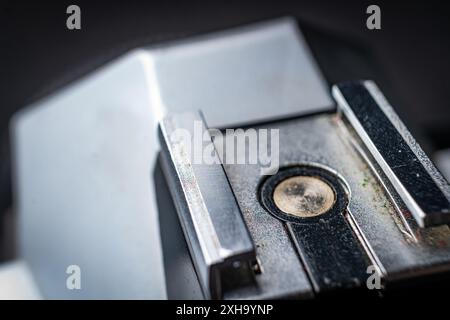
(334, 81, 450, 227)
(222, 113, 450, 288)
(215, 138, 313, 299)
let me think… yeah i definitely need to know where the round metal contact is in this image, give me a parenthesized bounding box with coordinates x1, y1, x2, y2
(259, 165, 349, 224)
(273, 175, 336, 218)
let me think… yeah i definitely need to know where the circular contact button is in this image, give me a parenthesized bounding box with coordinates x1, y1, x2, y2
(273, 175, 336, 218)
(259, 165, 349, 224)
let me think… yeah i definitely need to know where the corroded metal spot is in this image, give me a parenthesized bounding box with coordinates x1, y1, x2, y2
(273, 176, 336, 217)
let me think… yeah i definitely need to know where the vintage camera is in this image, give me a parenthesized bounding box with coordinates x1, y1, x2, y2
(9, 17, 450, 300)
(158, 80, 450, 299)
(154, 18, 450, 301)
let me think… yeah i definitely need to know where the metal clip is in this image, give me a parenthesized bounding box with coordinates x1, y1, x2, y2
(333, 81, 450, 227)
(159, 112, 256, 299)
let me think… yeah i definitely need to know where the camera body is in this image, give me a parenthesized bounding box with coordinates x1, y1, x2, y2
(10, 17, 450, 299)
(159, 81, 450, 299)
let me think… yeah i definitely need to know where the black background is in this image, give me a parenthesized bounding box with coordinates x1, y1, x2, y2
(0, 0, 449, 222)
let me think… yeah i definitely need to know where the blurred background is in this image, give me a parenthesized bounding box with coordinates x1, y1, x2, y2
(1, 0, 450, 262)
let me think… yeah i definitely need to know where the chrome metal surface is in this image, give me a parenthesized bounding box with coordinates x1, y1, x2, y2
(159, 112, 256, 299)
(0, 261, 41, 300)
(223, 111, 450, 289)
(333, 81, 450, 227)
(11, 53, 168, 299)
(10, 18, 332, 299)
(149, 17, 333, 128)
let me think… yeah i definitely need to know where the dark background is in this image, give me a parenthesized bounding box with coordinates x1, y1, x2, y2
(0, 0, 449, 235)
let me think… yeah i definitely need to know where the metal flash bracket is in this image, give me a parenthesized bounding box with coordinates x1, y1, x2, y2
(159, 81, 450, 300)
(159, 112, 256, 299)
(333, 81, 450, 228)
